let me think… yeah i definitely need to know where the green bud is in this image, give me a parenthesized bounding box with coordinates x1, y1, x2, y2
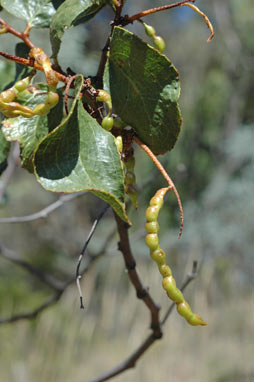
(14, 77, 30, 93)
(102, 116, 114, 131)
(115, 136, 123, 153)
(144, 23, 156, 37)
(153, 35, 165, 52)
(46, 91, 59, 108)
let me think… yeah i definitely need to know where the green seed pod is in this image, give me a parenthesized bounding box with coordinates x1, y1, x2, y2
(46, 91, 59, 108)
(115, 136, 123, 153)
(150, 249, 165, 265)
(187, 314, 207, 326)
(33, 104, 50, 116)
(0, 89, 17, 103)
(145, 221, 159, 234)
(145, 233, 159, 251)
(150, 195, 163, 209)
(166, 286, 185, 304)
(102, 116, 114, 131)
(96, 89, 111, 104)
(145, 205, 159, 222)
(144, 23, 156, 37)
(177, 301, 193, 320)
(127, 186, 138, 209)
(159, 264, 172, 278)
(153, 35, 165, 52)
(14, 77, 30, 93)
(162, 276, 176, 293)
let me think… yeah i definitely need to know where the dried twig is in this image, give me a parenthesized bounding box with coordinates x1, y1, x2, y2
(76, 204, 110, 309)
(0, 192, 86, 223)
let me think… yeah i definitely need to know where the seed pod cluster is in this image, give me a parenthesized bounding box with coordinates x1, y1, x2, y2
(143, 23, 166, 52)
(124, 154, 138, 209)
(96, 89, 114, 131)
(145, 187, 207, 326)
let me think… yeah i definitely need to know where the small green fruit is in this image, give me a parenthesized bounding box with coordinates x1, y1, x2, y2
(153, 35, 165, 52)
(144, 23, 156, 37)
(146, 233, 159, 251)
(102, 116, 114, 131)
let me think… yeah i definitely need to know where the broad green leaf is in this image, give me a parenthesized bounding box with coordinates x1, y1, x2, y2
(0, 124, 10, 175)
(34, 99, 128, 223)
(106, 27, 182, 154)
(50, 0, 107, 58)
(1, 0, 56, 28)
(2, 84, 52, 172)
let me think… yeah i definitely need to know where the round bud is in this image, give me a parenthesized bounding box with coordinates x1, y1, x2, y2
(150, 249, 165, 265)
(102, 116, 114, 131)
(46, 91, 59, 108)
(153, 36, 165, 52)
(145, 205, 159, 222)
(159, 264, 172, 278)
(145, 221, 159, 234)
(144, 23, 156, 37)
(145, 233, 159, 251)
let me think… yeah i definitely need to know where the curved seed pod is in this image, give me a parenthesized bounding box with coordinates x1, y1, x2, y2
(96, 89, 112, 112)
(145, 187, 207, 326)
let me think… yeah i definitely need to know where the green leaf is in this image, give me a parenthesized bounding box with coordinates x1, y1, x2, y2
(2, 84, 51, 172)
(0, 124, 10, 175)
(106, 27, 182, 154)
(34, 97, 128, 222)
(1, 0, 56, 28)
(50, 0, 107, 58)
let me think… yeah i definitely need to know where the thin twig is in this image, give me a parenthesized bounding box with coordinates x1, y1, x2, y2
(76, 205, 110, 309)
(0, 17, 35, 48)
(0, 192, 86, 223)
(134, 136, 183, 238)
(126, 1, 195, 24)
(0, 244, 64, 290)
(0, 142, 20, 204)
(88, 261, 199, 382)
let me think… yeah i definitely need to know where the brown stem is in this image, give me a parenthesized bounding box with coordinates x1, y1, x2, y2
(0, 17, 35, 48)
(114, 213, 162, 336)
(134, 136, 183, 238)
(126, 0, 195, 23)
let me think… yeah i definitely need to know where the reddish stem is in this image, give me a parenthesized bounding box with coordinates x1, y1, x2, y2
(0, 17, 35, 48)
(134, 136, 183, 238)
(127, 0, 195, 23)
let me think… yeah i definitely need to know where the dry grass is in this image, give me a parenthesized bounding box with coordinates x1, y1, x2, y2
(0, 255, 253, 382)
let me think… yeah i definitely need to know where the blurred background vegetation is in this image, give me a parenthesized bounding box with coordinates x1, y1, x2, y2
(0, 0, 253, 381)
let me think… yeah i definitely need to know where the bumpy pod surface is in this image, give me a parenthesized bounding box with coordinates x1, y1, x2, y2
(145, 187, 207, 326)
